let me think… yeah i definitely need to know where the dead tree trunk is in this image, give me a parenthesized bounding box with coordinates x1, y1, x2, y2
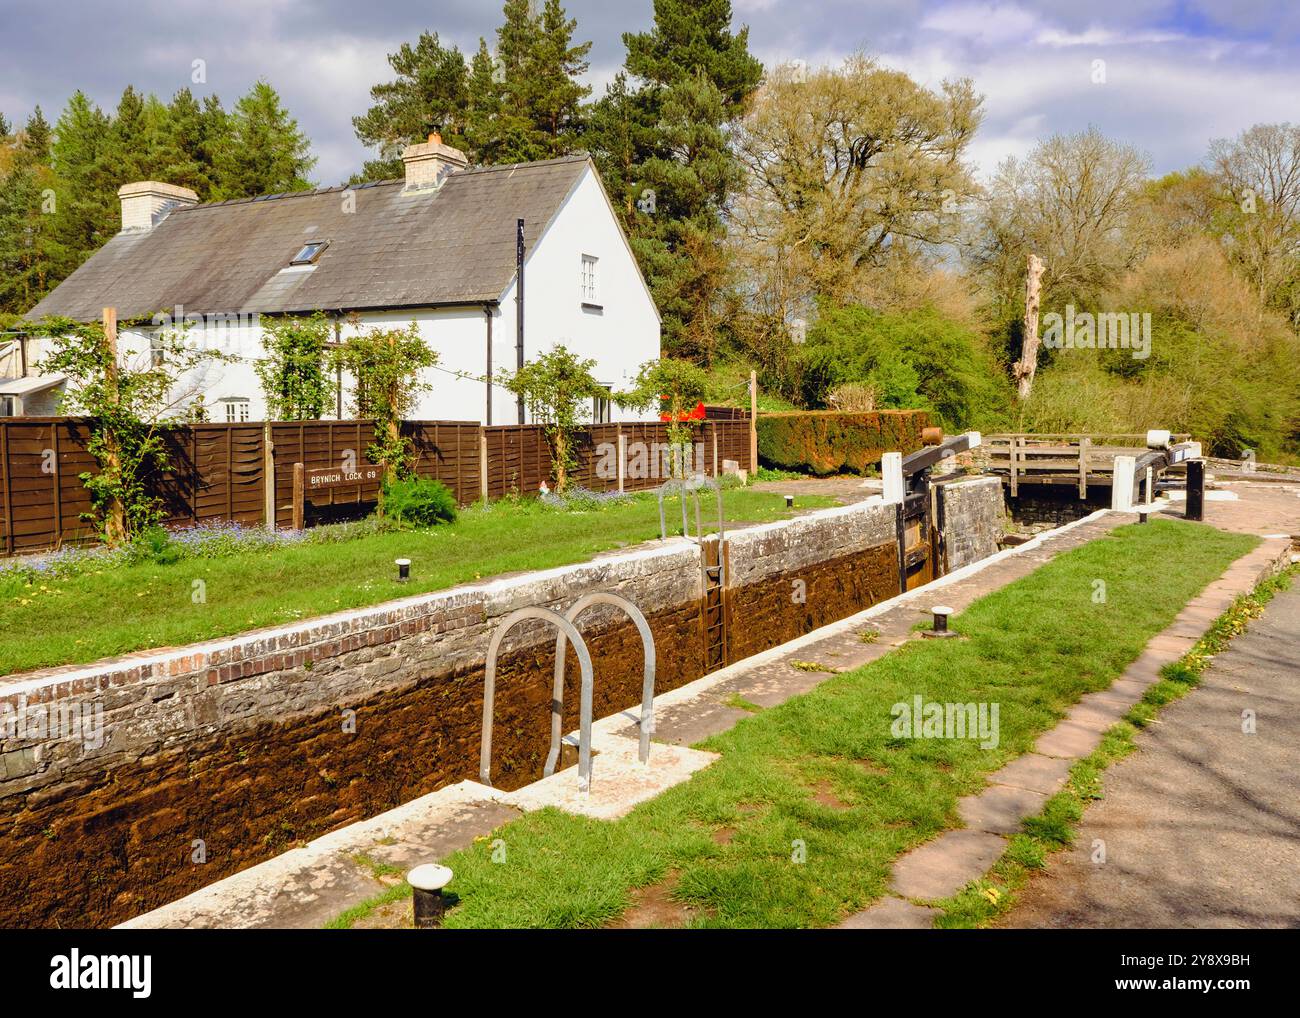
(1014, 254, 1046, 401)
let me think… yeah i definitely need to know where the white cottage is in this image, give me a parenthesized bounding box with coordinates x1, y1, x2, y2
(14, 136, 661, 424)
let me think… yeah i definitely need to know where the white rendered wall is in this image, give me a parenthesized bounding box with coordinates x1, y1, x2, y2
(33, 164, 662, 425)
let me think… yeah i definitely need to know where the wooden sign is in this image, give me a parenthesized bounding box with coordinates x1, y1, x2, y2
(306, 464, 382, 489)
(291, 461, 382, 530)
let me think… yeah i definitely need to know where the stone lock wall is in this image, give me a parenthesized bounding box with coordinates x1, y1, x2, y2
(940, 477, 1006, 571)
(0, 483, 1003, 928)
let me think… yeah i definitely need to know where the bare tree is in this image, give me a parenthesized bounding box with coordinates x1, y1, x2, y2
(1209, 122, 1300, 323)
(969, 127, 1152, 317)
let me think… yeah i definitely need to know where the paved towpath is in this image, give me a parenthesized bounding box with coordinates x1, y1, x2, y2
(999, 582, 1300, 928)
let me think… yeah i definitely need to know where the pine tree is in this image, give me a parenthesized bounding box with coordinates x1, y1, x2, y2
(0, 108, 71, 313)
(464, 39, 504, 164)
(533, 0, 592, 156)
(214, 81, 316, 198)
(50, 91, 113, 257)
(352, 31, 470, 182)
(484, 0, 550, 163)
(371, 1, 592, 172)
(589, 0, 762, 358)
(145, 89, 226, 198)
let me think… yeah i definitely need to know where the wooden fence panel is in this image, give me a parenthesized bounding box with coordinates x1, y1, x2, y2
(0, 416, 756, 555)
(482, 424, 549, 499)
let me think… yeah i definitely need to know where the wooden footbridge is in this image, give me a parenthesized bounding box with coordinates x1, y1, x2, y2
(977, 433, 1199, 502)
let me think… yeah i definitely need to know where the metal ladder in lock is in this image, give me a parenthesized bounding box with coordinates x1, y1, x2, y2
(658, 475, 729, 672)
(478, 594, 657, 795)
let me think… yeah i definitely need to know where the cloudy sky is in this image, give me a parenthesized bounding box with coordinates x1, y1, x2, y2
(2, 0, 1297, 186)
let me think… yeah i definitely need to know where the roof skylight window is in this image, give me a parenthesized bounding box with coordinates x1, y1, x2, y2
(290, 240, 328, 265)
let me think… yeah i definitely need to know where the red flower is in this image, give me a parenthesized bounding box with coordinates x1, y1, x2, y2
(660, 401, 707, 422)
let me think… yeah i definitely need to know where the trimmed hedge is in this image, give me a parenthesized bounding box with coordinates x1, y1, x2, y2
(756, 410, 930, 475)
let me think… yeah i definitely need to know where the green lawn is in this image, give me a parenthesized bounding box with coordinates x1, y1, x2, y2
(0, 488, 832, 676)
(331, 518, 1254, 929)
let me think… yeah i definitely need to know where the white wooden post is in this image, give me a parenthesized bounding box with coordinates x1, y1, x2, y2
(1112, 455, 1136, 512)
(882, 452, 904, 504)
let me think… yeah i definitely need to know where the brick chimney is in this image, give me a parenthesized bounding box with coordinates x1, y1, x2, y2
(401, 132, 468, 193)
(118, 181, 199, 232)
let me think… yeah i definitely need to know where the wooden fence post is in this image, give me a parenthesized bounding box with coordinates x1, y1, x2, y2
(617, 430, 627, 493)
(263, 423, 275, 528)
(292, 462, 305, 531)
(748, 371, 758, 474)
(51, 422, 62, 546)
(1, 421, 12, 555)
(1078, 436, 1090, 499)
(226, 426, 235, 519)
(479, 429, 489, 503)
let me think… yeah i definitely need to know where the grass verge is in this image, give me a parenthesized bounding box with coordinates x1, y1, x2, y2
(327, 518, 1255, 929)
(0, 488, 831, 676)
(933, 564, 1295, 929)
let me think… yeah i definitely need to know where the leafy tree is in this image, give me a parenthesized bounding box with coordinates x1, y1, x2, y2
(255, 313, 333, 420)
(331, 321, 438, 489)
(621, 356, 710, 476)
(795, 305, 1012, 430)
(214, 81, 315, 198)
(352, 32, 471, 182)
(33, 314, 230, 545)
(501, 344, 603, 490)
(731, 55, 983, 355)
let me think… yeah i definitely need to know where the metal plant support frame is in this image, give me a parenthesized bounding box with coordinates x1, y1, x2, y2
(479, 606, 597, 792)
(544, 592, 657, 777)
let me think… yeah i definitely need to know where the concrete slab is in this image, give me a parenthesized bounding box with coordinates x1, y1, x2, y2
(839, 896, 938, 929)
(890, 829, 1008, 900)
(1068, 697, 1132, 732)
(986, 753, 1074, 795)
(1034, 720, 1105, 760)
(958, 784, 1049, 834)
(502, 733, 719, 820)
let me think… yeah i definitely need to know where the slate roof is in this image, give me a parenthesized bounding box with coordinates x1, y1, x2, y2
(26, 155, 593, 323)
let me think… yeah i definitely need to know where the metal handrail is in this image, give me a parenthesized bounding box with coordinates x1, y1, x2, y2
(479, 606, 597, 793)
(544, 592, 657, 777)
